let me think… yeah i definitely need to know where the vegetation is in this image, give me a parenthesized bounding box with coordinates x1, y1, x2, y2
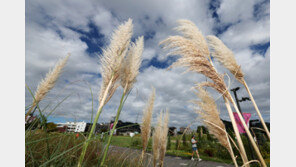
(25, 18, 270, 167)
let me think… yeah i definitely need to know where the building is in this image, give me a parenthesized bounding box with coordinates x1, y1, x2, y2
(56, 121, 87, 132)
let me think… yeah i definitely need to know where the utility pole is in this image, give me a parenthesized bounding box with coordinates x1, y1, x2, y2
(230, 87, 255, 160)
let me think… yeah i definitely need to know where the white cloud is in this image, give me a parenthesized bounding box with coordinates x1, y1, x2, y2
(25, 0, 270, 129)
(217, 0, 263, 24)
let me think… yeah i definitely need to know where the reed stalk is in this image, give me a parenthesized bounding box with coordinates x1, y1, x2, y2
(194, 86, 238, 167)
(78, 75, 114, 167)
(205, 120, 239, 167)
(207, 35, 270, 139)
(100, 84, 128, 167)
(100, 35, 143, 166)
(152, 112, 162, 167)
(159, 110, 169, 167)
(227, 93, 267, 167)
(78, 19, 133, 167)
(242, 80, 270, 139)
(224, 97, 249, 166)
(159, 19, 249, 166)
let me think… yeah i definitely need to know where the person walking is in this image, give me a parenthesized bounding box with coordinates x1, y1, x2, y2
(191, 135, 202, 161)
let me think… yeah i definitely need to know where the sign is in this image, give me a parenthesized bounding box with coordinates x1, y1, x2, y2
(233, 113, 251, 133)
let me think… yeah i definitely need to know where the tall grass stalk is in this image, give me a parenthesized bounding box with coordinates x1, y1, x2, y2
(159, 19, 250, 166)
(78, 75, 114, 167)
(223, 97, 249, 165)
(78, 19, 134, 167)
(207, 35, 270, 139)
(99, 84, 128, 166)
(25, 54, 70, 120)
(227, 93, 267, 166)
(140, 87, 155, 162)
(151, 110, 169, 167)
(152, 112, 162, 167)
(194, 86, 238, 167)
(100, 35, 143, 166)
(159, 109, 169, 167)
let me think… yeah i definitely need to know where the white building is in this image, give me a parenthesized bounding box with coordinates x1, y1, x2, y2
(57, 121, 87, 132)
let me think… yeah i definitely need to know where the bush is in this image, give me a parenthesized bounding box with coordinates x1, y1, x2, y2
(130, 137, 141, 148)
(203, 148, 215, 157)
(175, 139, 180, 150)
(167, 135, 171, 150)
(182, 134, 187, 147)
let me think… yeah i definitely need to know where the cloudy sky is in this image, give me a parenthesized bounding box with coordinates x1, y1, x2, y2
(25, 0, 270, 129)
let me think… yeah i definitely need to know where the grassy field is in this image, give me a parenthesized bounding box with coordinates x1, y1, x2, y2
(108, 134, 269, 166)
(109, 135, 236, 165)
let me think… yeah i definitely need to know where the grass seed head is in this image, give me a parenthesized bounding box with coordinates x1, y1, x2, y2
(207, 35, 244, 83)
(99, 18, 133, 105)
(193, 86, 230, 151)
(140, 87, 155, 153)
(175, 19, 210, 60)
(159, 109, 169, 167)
(152, 112, 162, 167)
(33, 54, 70, 106)
(120, 36, 144, 92)
(160, 34, 231, 100)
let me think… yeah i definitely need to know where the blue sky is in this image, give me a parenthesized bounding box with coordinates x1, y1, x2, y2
(25, 0, 270, 129)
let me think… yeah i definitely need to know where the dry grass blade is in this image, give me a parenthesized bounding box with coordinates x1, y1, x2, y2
(99, 18, 133, 105)
(120, 36, 144, 92)
(140, 87, 155, 159)
(159, 109, 169, 167)
(159, 35, 231, 101)
(206, 35, 244, 83)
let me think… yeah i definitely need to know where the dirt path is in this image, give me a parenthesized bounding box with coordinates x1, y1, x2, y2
(108, 146, 234, 167)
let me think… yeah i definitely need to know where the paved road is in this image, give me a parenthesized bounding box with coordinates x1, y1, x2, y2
(161, 156, 234, 167)
(108, 146, 234, 167)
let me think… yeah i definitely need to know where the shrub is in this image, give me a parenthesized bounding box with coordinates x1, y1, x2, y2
(167, 135, 171, 150)
(130, 137, 142, 148)
(182, 134, 187, 147)
(175, 139, 180, 150)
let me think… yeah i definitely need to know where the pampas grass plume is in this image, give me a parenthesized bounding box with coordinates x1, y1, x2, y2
(99, 18, 133, 105)
(160, 34, 230, 100)
(33, 53, 70, 106)
(159, 109, 169, 167)
(175, 19, 210, 59)
(152, 112, 162, 167)
(120, 36, 144, 92)
(206, 35, 244, 83)
(140, 87, 155, 158)
(194, 86, 229, 150)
